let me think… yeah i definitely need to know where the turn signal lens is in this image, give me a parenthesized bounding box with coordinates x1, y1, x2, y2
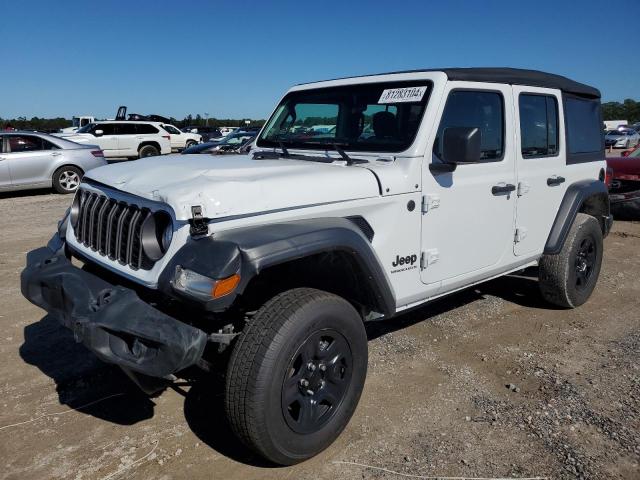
(212, 274, 241, 298)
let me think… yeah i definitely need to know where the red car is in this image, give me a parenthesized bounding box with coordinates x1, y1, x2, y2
(607, 145, 640, 217)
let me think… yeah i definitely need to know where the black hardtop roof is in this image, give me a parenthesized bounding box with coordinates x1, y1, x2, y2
(305, 67, 600, 99)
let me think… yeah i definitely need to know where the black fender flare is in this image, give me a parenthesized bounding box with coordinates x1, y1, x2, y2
(544, 179, 611, 255)
(159, 218, 396, 316)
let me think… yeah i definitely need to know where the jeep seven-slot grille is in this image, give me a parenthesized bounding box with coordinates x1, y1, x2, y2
(73, 190, 153, 270)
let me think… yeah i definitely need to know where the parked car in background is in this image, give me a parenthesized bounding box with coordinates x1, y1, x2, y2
(604, 129, 640, 149)
(55, 121, 171, 159)
(607, 145, 640, 217)
(161, 124, 202, 152)
(181, 126, 223, 142)
(59, 116, 96, 133)
(0, 132, 105, 193)
(181, 131, 256, 154)
(219, 126, 238, 136)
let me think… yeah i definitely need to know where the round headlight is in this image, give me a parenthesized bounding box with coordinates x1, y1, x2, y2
(70, 191, 81, 228)
(141, 211, 173, 261)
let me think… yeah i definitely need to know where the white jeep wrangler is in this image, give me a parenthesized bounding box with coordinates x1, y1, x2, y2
(22, 68, 611, 465)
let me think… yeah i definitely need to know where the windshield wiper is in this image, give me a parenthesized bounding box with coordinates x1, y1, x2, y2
(332, 143, 354, 165)
(278, 141, 289, 157)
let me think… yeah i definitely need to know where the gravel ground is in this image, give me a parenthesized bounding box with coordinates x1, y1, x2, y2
(0, 189, 638, 480)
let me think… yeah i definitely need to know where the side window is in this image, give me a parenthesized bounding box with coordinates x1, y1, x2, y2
(519, 94, 559, 158)
(7, 135, 44, 152)
(80, 118, 90, 127)
(136, 124, 159, 134)
(118, 123, 137, 135)
(97, 124, 117, 135)
(41, 139, 60, 150)
(564, 96, 603, 164)
(434, 90, 504, 162)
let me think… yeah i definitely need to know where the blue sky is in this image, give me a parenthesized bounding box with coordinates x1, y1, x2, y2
(1, 0, 637, 120)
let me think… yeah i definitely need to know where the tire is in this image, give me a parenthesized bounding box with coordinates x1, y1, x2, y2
(225, 288, 367, 465)
(138, 145, 159, 158)
(625, 140, 630, 149)
(185, 140, 197, 149)
(539, 213, 603, 308)
(52, 166, 82, 194)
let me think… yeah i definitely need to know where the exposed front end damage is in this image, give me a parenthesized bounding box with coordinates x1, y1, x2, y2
(21, 245, 208, 393)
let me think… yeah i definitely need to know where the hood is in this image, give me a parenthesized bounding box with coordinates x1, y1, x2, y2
(607, 156, 640, 176)
(84, 154, 381, 221)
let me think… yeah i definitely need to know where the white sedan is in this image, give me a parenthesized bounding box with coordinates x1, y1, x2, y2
(161, 124, 202, 151)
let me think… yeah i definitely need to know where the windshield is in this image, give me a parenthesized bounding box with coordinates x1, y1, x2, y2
(606, 130, 623, 136)
(257, 81, 431, 153)
(77, 123, 95, 133)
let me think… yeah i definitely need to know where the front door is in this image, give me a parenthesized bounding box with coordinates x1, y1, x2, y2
(421, 83, 517, 292)
(94, 123, 119, 155)
(512, 86, 568, 256)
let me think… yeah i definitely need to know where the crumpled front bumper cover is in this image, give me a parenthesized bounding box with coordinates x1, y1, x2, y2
(21, 247, 208, 381)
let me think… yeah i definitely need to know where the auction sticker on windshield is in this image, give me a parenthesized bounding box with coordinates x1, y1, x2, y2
(378, 86, 427, 104)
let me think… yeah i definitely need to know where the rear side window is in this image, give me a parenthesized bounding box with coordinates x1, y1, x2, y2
(519, 94, 559, 158)
(564, 96, 603, 163)
(118, 123, 137, 135)
(434, 90, 504, 162)
(136, 124, 159, 134)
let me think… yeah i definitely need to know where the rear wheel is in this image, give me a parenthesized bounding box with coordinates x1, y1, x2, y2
(185, 140, 197, 149)
(138, 145, 159, 158)
(225, 288, 367, 465)
(52, 166, 82, 194)
(539, 213, 603, 308)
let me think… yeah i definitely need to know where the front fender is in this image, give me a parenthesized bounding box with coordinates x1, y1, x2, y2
(159, 218, 396, 315)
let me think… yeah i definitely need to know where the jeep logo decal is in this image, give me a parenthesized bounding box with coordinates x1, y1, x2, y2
(392, 254, 417, 267)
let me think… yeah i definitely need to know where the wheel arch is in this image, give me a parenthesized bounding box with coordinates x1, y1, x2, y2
(544, 178, 611, 255)
(137, 141, 161, 153)
(159, 218, 396, 318)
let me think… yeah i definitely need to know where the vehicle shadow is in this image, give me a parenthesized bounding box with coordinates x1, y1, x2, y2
(19, 315, 155, 425)
(0, 188, 60, 199)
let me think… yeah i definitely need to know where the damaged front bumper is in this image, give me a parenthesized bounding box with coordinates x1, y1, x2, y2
(21, 245, 208, 391)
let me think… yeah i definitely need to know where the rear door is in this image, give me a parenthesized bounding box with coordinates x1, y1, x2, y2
(4, 135, 58, 187)
(0, 136, 11, 188)
(116, 123, 138, 156)
(512, 87, 567, 256)
(421, 83, 517, 292)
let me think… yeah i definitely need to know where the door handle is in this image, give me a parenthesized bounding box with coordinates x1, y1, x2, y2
(547, 176, 566, 186)
(0, 157, 5, 161)
(51, 152, 62, 156)
(491, 183, 516, 195)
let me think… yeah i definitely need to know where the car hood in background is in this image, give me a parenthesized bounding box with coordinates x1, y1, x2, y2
(83, 154, 381, 221)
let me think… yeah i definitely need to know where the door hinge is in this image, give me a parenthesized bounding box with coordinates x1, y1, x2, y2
(514, 227, 528, 243)
(517, 181, 530, 197)
(189, 205, 209, 236)
(421, 194, 440, 213)
(420, 249, 439, 270)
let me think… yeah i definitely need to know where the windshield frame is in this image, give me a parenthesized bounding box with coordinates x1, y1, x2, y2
(257, 80, 433, 153)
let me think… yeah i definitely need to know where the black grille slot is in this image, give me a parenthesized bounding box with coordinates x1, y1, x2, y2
(346, 216, 375, 241)
(73, 189, 153, 271)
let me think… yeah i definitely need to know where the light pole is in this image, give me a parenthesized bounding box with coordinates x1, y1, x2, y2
(204, 113, 209, 127)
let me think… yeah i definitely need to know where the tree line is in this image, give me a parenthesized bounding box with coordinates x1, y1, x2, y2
(601, 99, 640, 124)
(0, 115, 266, 133)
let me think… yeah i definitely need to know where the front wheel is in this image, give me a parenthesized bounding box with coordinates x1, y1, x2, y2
(185, 140, 197, 149)
(539, 213, 603, 308)
(225, 288, 367, 465)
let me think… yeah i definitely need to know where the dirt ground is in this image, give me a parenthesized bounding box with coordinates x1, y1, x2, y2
(0, 189, 638, 480)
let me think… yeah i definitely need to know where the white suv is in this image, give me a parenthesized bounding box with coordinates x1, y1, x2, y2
(23, 68, 612, 466)
(160, 124, 202, 152)
(55, 121, 171, 159)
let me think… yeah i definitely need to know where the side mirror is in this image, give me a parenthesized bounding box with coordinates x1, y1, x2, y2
(94, 129, 104, 137)
(442, 127, 481, 164)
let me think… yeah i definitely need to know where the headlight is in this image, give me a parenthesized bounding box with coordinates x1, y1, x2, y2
(172, 265, 241, 300)
(141, 210, 173, 261)
(70, 191, 81, 228)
